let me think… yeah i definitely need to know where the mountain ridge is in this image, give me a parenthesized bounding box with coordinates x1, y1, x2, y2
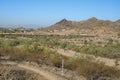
(42, 17, 120, 35)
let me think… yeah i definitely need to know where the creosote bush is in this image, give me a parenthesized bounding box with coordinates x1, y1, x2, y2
(0, 38, 58, 62)
(64, 56, 120, 80)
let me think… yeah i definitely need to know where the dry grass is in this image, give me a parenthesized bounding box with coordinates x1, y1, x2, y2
(64, 57, 120, 80)
(0, 64, 45, 80)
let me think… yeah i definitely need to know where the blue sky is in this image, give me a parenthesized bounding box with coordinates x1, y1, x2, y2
(0, 0, 120, 28)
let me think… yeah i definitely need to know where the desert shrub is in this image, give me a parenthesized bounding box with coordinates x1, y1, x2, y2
(67, 43, 80, 52)
(59, 40, 120, 58)
(0, 38, 62, 63)
(0, 36, 120, 80)
(64, 56, 120, 80)
(60, 42, 80, 52)
(0, 65, 40, 80)
(79, 43, 120, 58)
(49, 53, 61, 67)
(76, 62, 120, 80)
(28, 36, 60, 48)
(60, 42, 69, 49)
(0, 41, 3, 48)
(9, 40, 21, 46)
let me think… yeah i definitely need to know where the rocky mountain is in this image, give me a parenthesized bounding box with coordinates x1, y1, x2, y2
(114, 19, 120, 29)
(47, 19, 74, 30)
(44, 17, 120, 35)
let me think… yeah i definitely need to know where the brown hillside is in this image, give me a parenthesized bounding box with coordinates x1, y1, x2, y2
(42, 17, 119, 35)
(47, 19, 74, 30)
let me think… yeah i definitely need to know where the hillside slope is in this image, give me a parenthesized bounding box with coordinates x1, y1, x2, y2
(42, 17, 120, 35)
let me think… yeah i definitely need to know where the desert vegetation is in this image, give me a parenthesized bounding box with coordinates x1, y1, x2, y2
(65, 56, 120, 80)
(0, 35, 120, 80)
(0, 64, 43, 80)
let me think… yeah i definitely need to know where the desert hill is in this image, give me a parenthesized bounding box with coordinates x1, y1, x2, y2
(41, 17, 120, 35)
